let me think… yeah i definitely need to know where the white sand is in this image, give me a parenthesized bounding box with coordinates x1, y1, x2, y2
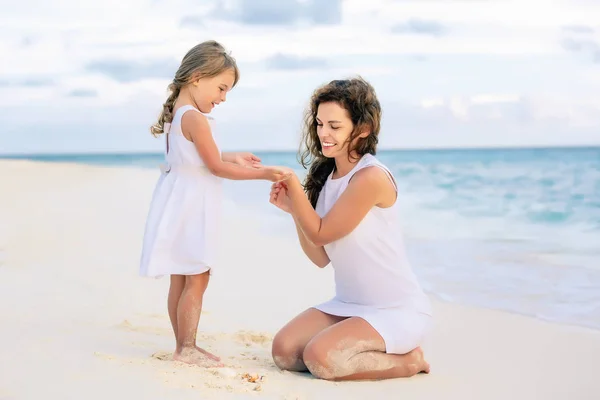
(1, 159, 599, 400)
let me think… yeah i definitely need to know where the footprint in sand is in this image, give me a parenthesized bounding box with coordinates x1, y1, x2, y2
(151, 351, 173, 361)
(149, 342, 281, 395)
(233, 330, 273, 347)
(152, 350, 228, 369)
(145, 329, 277, 373)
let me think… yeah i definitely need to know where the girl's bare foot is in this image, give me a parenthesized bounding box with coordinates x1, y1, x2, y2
(195, 345, 220, 362)
(173, 347, 224, 368)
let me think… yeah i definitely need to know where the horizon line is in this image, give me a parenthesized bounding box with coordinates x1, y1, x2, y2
(1, 143, 599, 158)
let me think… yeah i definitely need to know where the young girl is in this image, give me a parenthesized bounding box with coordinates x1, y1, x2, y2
(139, 40, 289, 367)
(269, 77, 432, 381)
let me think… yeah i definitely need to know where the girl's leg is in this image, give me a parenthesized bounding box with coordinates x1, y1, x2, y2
(168, 275, 185, 341)
(302, 317, 430, 381)
(272, 308, 346, 372)
(173, 270, 222, 367)
(168, 274, 220, 361)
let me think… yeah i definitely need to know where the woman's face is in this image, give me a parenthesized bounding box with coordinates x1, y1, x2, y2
(315, 101, 354, 158)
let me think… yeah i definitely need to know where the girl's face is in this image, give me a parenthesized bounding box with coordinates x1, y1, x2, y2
(190, 68, 236, 113)
(316, 101, 356, 159)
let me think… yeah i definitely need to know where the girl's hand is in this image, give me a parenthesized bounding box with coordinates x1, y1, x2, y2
(234, 152, 262, 168)
(270, 181, 293, 214)
(261, 166, 293, 182)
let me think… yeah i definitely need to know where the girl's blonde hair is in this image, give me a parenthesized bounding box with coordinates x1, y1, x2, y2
(150, 40, 240, 136)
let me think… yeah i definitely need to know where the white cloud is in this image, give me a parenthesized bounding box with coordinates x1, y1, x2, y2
(381, 0, 600, 28)
(417, 93, 600, 129)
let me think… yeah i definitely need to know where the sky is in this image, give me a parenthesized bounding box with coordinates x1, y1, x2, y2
(1, 0, 600, 154)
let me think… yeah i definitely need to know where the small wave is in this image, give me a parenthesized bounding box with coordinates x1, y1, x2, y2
(526, 207, 571, 224)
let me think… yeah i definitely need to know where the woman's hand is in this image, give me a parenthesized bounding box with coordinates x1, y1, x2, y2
(270, 181, 293, 214)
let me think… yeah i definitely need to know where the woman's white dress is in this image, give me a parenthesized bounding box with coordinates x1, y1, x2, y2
(313, 153, 433, 355)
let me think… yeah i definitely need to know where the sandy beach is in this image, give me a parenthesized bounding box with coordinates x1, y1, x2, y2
(1, 159, 599, 400)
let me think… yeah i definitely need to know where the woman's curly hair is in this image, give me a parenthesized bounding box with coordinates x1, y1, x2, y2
(298, 77, 382, 208)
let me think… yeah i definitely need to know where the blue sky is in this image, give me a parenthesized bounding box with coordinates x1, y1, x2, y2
(1, 0, 600, 154)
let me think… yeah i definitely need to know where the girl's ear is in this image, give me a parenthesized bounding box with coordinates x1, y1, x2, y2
(191, 73, 201, 86)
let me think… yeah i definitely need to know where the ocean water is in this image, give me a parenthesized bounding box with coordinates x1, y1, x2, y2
(4, 147, 600, 330)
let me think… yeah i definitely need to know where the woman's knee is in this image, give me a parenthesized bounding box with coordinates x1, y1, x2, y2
(271, 330, 305, 371)
(302, 338, 338, 380)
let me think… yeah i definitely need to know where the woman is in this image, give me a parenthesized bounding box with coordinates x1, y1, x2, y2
(269, 77, 432, 381)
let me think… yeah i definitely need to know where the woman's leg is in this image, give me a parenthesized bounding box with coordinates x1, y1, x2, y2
(272, 308, 346, 371)
(302, 317, 430, 381)
(168, 274, 220, 361)
(173, 270, 222, 367)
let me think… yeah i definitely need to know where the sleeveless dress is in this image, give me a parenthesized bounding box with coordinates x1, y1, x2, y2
(313, 153, 433, 355)
(139, 105, 223, 278)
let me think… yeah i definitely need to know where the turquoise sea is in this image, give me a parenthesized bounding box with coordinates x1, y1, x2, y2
(3, 147, 599, 330)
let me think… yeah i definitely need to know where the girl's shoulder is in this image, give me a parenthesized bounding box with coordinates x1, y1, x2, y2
(178, 107, 216, 129)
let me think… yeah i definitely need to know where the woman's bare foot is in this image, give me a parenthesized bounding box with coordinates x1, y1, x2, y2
(173, 347, 224, 368)
(195, 345, 220, 362)
(408, 347, 430, 375)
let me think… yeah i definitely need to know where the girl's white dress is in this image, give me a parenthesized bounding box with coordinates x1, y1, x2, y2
(139, 105, 222, 278)
(313, 154, 433, 355)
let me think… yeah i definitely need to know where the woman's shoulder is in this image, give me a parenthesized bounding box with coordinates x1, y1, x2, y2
(353, 154, 389, 176)
(351, 163, 390, 186)
(350, 155, 396, 192)
(360, 153, 386, 167)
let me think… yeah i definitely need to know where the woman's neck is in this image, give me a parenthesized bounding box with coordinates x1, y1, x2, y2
(332, 151, 362, 179)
